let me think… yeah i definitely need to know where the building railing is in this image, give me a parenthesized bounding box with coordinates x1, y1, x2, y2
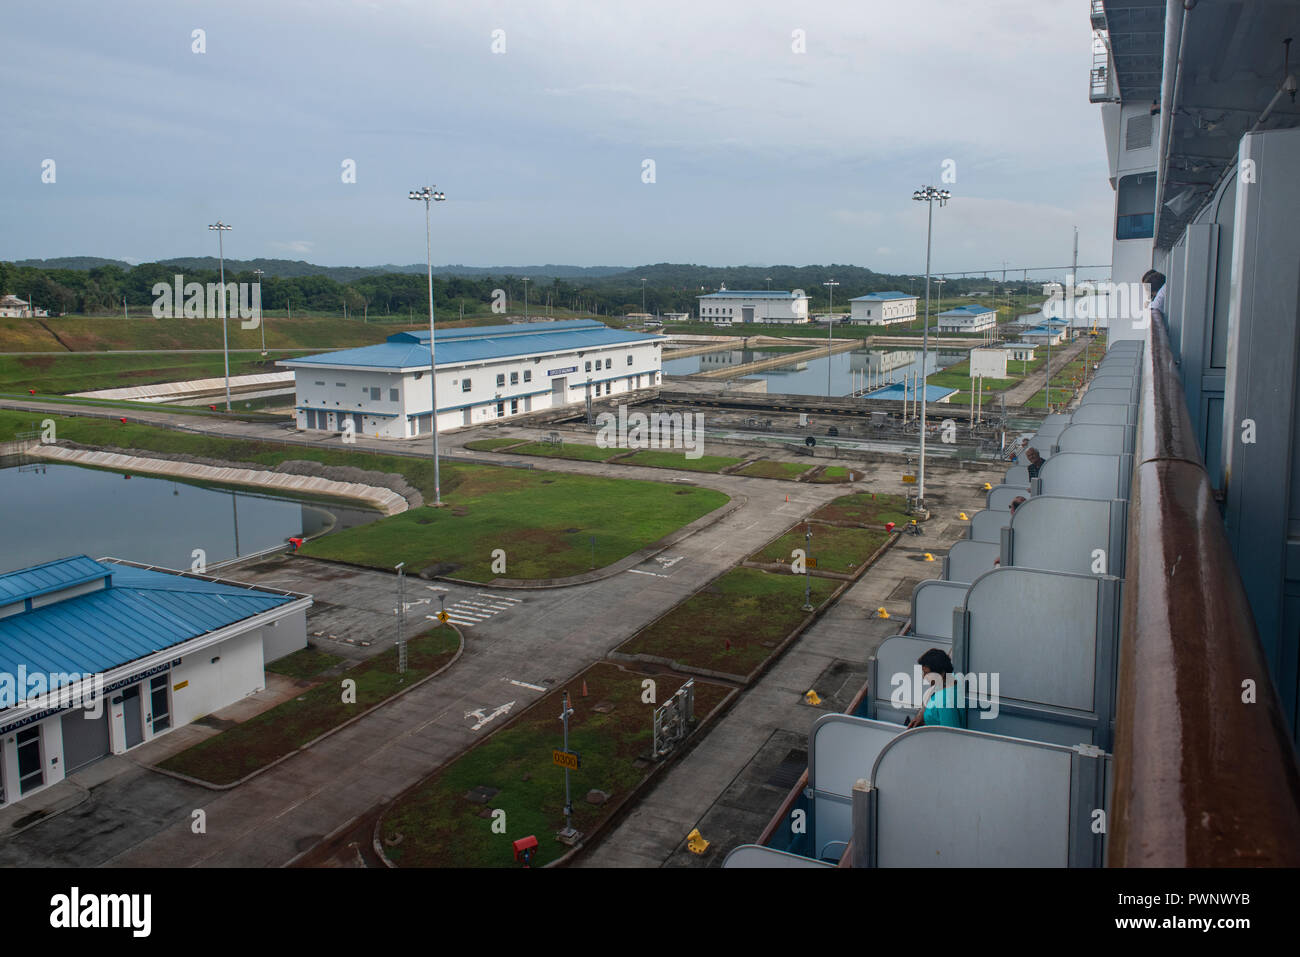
(1109, 315, 1300, 865)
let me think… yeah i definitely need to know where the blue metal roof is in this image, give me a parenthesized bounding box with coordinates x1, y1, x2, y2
(864, 383, 958, 402)
(0, 556, 111, 606)
(850, 291, 915, 301)
(0, 558, 296, 703)
(939, 305, 996, 316)
(697, 291, 805, 298)
(279, 320, 663, 371)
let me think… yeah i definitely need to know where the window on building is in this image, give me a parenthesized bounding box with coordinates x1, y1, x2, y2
(336, 382, 346, 388)
(1116, 173, 1156, 241)
(510, 371, 519, 385)
(496, 373, 505, 387)
(370, 387, 380, 400)
(605, 358, 612, 369)
(314, 380, 325, 386)
(511, 398, 518, 414)
(462, 378, 472, 392)
(523, 369, 532, 382)
(585, 361, 592, 372)
(389, 388, 398, 402)
(627, 355, 633, 365)
(496, 402, 505, 417)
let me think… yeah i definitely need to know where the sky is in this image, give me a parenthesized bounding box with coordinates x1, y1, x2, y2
(1, 0, 1117, 277)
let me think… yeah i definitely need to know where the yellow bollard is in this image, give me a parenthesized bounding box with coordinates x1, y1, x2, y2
(923, 553, 935, 562)
(876, 606, 890, 619)
(804, 689, 822, 706)
(687, 828, 710, 854)
(959, 512, 969, 521)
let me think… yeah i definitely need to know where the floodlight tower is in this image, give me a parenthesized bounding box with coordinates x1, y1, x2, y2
(409, 186, 447, 505)
(911, 185, 951, 512)
(823, 279, 839, 396)
(208, 221, 233, 411)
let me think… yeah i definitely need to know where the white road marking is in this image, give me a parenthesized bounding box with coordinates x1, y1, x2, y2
(628, 568, 668, 578)
(464, 701, 516, 731)
(508, 679, 547, 691)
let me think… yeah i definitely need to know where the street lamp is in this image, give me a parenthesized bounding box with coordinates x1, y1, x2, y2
(640, 277, 647, 316)
(253, 268, 266, 355)
(911, 185, 951, 512)
(934, 277, 946, 315)
(409, 185, 447, 506)
(823, 279, 839, 396)
(522, 276, 530, 321)
(207, 221, 232, 411)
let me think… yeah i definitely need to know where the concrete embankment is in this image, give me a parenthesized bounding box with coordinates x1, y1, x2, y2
(28, 445, 410, 515)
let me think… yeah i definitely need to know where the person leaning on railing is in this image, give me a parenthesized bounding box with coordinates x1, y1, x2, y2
(1142, 269, 1167, 328)
(1024, 447, 1043, 478)
(907, 648, 962, 729)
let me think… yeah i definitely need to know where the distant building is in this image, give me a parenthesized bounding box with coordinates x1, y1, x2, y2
(848, 291, 918, 325)
(0, 556, 310, 810)
(937, 304, 998, 333)
(1002, 342, 1038, 361)
(662, 313, 691, 322)
(1019, 325, 1066, 346)
(695, 287, 810, 325)
(279, 319, 663, 437)
(0, 295, 48, 318)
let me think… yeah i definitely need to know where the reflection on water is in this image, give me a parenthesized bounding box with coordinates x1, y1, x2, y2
(0, 464, 381, 574)
(709, 349, 965, 396)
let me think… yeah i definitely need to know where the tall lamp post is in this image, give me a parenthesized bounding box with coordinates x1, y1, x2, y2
(912, 185, 951, 512)
(208, 221, 232, 411)
(823, 279, 839, 396)
(409, 186, 447, 506)
(640, 277, 647, 316)
(522, 276, 530, 321)
(253, 267, 266, 355)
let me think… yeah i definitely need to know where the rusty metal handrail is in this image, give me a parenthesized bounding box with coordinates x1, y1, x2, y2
(1110, 317, 1300, 865)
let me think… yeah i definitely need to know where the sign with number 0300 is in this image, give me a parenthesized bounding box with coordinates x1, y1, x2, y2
(552, 749, 580, 770)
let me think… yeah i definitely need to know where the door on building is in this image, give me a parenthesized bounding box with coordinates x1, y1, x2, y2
(742, 306, 754, 323)
(496, 402, 505, 418)
(61, 707, 111, 774)
(149, 674, 171, 733)
(326, 412, 337, 431)
(16, 726, 43, 794)
(551, 376, 566, 404)
(351, 412, 362, 435)
(510, 398, 518, 415)
(121, 686, 144, 750)
(463, 408, 472, 426)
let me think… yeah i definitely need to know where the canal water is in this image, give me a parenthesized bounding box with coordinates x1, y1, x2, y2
(665, 347, 966, 396)
(0, 463, 381, 575)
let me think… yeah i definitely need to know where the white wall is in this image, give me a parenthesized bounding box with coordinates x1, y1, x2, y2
(696, 296, 809, 323)
(169, 629, 265, 728)
(850, 298, 917, 324)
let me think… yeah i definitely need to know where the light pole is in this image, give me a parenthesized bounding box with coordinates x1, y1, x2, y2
(640, 277, 647, 316)
(801, 523, 814, 611)
(522, 276, 530, 321)
(409, 186, 447, 506)
(823, 279, 839, 396)
(395, 561, 407, 675)
(934, 277, 946, 316)
(912, 185, 951, 513)
(253, 268, 266, 355)
(208, 221, 232, 411)
(766, 276, 772, 290)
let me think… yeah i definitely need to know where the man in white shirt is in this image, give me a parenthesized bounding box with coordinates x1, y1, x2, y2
(1143, 269, 1167, 326)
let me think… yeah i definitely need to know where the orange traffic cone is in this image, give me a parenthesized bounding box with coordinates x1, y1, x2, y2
(581, 680, 588, 697)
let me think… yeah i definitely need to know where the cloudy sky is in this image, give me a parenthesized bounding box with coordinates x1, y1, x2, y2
(2, 0, 1115, 276)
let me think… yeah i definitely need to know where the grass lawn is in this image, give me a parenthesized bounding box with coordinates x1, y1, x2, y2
(462, 437, 528, 451)
(265, 646, 345, 680)
(380, 661, 731, 868)
(735, 459, 815, 480)
(752, 523, 887, 575)
(0, 352, 301, 395)
(618, 566, 838, 675)
(0, 411, 727, 580)
(502, 441, 627, 463)
(618, 449, 743, 472)
(808, 465, 860, 483)
(159, 626, 458, 785)
(811, 490, 912, 528)
(300, 468, 728, 580)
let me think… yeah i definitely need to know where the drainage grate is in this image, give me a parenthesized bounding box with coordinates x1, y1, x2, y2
(765, 748, 808, 790)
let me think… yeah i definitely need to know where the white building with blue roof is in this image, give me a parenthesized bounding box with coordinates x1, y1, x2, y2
(937, 304, 998, 333)
(0, 556, 310, 808)
(848, 291, 918, 325)
(278, 319, 664, 438)
(695, 288, 810, 325)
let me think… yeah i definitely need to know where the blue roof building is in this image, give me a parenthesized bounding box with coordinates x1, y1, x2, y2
(937, 304, 998, 333)
(277, 320, 665, 439)
(0, 557, 310, 807)
(849, 291, 919, 326)
(695, 287, 811, 325)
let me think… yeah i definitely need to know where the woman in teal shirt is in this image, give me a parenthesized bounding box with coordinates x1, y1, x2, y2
(907, 648, 962, 728)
